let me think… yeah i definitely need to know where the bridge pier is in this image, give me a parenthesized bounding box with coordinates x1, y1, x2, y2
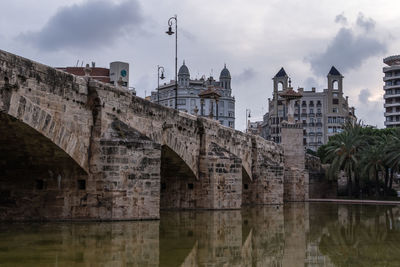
(88, 119, 161, 220)
(196, 142, 242, 209)
(243, 138, 285, 205)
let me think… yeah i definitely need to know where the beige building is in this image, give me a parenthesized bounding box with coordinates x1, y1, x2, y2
(262, 66, 356, 151)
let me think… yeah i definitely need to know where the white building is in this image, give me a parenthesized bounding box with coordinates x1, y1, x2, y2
(383, 55, 400, 128)
(150, 61, 235, 128)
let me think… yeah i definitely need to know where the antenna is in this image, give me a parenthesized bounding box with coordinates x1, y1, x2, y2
(76, 60, 79, 67)
(81, 61, 84, 67)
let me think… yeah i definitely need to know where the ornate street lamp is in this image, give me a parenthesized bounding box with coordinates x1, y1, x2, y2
(157, 65, 165, 104)
(246, 109, 251, 133)
(166, 15, 178, 109)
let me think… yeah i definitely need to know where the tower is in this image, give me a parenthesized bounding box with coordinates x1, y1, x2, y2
(273, 67, 289, 99)
(178, 60, 190, 87)
(219, 64, 231, 90)
(327, 66, 343, 93)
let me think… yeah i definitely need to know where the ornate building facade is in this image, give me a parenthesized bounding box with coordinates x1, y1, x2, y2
(150, 62, 235, 128)
(262, 66, 356, 151)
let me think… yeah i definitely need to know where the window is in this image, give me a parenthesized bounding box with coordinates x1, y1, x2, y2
(317, 108, 321, 113)
(317, 118, 321, 122)
(309, 108, 314, 113)
(190, 99, 196, 106)
(77, 180, 86, 190)
(333, 93, 338, 97)
(333, 107, 338, 113)
(177, 99, 186, 105)
(228, 102, 234, 109)
(333, 99, 339, 104)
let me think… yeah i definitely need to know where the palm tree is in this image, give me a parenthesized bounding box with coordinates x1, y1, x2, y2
(324, 129, 365, 197)
(384, 129, 400, 190)
(360, 142, 386, 197)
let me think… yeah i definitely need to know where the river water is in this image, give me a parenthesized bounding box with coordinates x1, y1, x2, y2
(1, 203, 400, 266)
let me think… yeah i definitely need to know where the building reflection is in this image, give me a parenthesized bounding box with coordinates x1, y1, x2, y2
(1, 203, 400, 266)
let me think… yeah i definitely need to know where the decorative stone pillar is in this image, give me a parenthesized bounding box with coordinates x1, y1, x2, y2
(279, 86, 309, 201)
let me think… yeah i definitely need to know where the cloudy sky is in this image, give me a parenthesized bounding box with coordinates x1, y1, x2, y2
(1, 0, 399, 130)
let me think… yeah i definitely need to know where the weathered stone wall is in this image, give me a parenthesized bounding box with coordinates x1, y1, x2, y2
(284, 168, 309, 201)
(197, 143, 243, 209)
(281, 123, 309, 202)
(0, 49, 289, 220)
(87, 119, 161, 220)
(306, 154, 337, 198)
(281, 123, 304, 170)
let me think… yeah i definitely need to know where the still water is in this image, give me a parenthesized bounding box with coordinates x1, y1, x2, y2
(1, 203, 400, 267)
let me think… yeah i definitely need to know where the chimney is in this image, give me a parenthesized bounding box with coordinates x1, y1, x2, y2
(312, 87, 316, 92)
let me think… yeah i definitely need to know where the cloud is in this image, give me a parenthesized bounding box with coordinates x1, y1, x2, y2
(306, 14, 387, 76)
(358, 88, 371, 104)
(303, 77, 320, 89)
(18, 0, 144, 51)
(356, 12, 375, 32)
(356, 88, 383, 127)
(335, 13, 348, 25)
(234, 68, 256, 84)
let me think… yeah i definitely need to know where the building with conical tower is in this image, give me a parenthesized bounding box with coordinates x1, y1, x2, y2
(261, 66, 356, 151)
(150, 62, 235, 128)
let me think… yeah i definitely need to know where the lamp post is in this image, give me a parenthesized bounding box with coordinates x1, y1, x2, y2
(166, 15, 178, 110)
(157, 65, 165, 104)
(246, 109, 251, 133)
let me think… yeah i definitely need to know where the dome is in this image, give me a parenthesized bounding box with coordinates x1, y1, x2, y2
(178, 60, 190, 76)
(220, 64, 231, 79)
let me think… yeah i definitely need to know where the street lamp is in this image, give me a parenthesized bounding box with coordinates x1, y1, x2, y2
(157, 65, 165, 104)
(246, 109, 251, 133)
(166, 15, 178, 110)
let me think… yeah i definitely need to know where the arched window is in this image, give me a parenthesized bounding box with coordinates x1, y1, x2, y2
(332, 80, 339, 90)
(278, 82, 284, 91)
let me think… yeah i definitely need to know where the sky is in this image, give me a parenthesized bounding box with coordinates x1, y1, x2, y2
(1, 0, 399, 130)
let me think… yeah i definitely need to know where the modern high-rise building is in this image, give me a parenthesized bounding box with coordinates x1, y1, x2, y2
(150, 62, 235, 128)
(383, 55, 400, 128)
(261, 66, 356, 151)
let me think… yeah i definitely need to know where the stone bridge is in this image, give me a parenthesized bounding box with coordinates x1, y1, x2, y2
(0, 49, 294, 221)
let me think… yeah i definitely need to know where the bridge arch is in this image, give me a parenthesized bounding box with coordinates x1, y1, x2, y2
(0, 112, 88, 220)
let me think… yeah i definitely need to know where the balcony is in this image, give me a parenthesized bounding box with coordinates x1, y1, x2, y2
(302, 122, 308, 127)
(384, 85, 400, 90)
(385, 111, 400, 116)
(316, 122, 323, 127)
(384, 93, 400, 99)
(301, 113, 308, 117)
(316, 113, 322, 117)
(309, 122, 315, 127)
(384, 121, 400, 126)
(308, 132, 315, 136)
(316, 132, 323, 136)
(384, 102, 400, 108)
(308, 113, 315, 117)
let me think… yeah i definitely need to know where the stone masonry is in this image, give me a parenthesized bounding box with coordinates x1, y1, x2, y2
(0, 49, 302, 221)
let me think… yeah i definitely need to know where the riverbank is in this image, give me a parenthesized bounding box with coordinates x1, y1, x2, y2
(309, 198, 400, 205)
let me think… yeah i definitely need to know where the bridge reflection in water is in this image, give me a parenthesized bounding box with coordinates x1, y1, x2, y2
(1, 203, 400, 266)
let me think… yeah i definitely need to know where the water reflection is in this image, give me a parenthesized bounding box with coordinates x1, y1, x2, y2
(1, 203, 400, 266)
